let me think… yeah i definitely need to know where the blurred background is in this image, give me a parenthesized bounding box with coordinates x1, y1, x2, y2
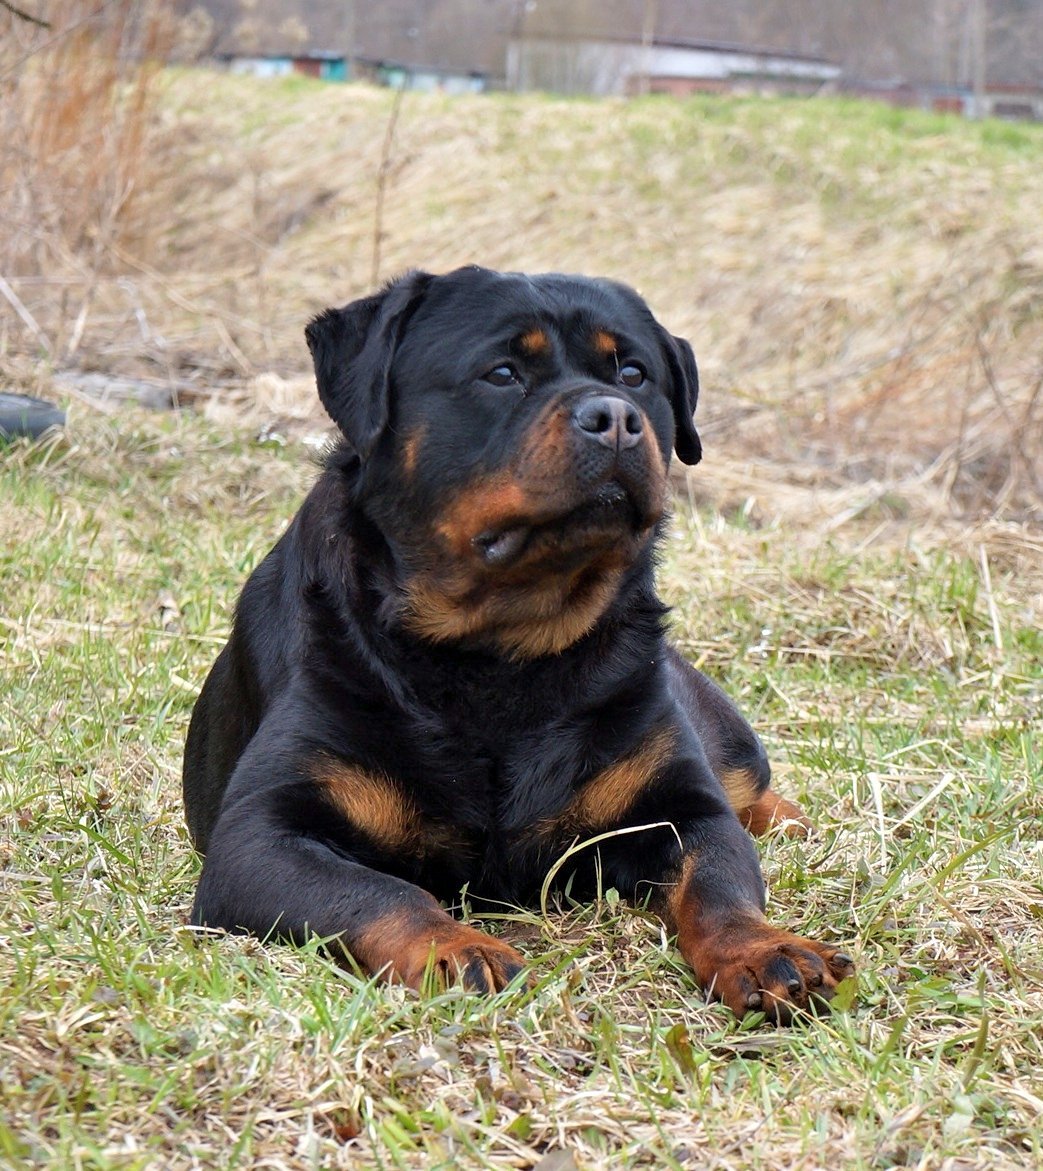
(5, 12, 1043, 1166)
(2, 0, 1041, 524)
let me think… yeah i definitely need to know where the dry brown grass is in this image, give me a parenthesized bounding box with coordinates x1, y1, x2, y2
(2, 69, 1041, 526)
(0, 2, 182, 359)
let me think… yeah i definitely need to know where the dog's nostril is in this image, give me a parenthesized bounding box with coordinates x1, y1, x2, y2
(574, 396, 643, 449)
(577, 397, 622, 434)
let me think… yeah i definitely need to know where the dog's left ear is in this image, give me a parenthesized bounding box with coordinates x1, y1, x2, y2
(658, 328, 702, 465)
(305, 270, 433, 457)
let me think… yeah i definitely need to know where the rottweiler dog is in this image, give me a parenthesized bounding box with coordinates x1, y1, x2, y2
(183, 266, 854, 1022)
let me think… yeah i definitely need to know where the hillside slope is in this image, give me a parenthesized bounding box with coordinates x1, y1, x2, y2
(5, 70, 1042, 520)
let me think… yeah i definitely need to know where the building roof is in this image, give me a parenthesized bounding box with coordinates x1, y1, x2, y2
(511, 31, 839, 68)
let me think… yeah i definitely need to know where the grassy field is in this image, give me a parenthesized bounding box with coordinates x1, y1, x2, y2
(1, 407, 1040, 1169)
(4, 67, 1043, 519)
(1, 61, 1042, 1170)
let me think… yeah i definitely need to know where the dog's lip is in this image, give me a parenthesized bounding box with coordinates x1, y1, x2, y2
(472, 482, 638, 567)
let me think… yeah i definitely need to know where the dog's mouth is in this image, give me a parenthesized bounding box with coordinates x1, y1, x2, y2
(471, 480, 643, 568)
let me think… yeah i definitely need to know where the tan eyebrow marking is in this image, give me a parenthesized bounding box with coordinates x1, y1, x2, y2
(518, 328, 550, 356)
(591, 329, 618, 356)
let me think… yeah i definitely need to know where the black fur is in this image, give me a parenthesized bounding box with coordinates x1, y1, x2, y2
(182, 267, 851, 1018)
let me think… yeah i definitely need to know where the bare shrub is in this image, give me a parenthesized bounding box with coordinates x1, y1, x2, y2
(0, 1, 173, 355)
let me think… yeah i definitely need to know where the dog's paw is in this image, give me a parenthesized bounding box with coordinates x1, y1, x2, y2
(358, 909, 528, 993)
(417, 924, 529, 993)
(686, 918, 854, 1024)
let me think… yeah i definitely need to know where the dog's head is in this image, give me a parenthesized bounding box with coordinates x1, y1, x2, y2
(305, 267, 700, 658)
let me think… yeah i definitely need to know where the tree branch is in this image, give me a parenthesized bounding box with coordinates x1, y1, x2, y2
(0, 0, 50, 28)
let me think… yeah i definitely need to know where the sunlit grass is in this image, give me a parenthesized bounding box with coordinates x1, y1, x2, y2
(2, 408, 1040, 1168)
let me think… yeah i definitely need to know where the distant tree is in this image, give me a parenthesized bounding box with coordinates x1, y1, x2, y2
(186, 0, 1043, 86)
(278, 15, 308, 52)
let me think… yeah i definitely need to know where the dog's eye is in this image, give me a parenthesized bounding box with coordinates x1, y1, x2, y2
(618, 363, 646, 388)
(483, 365, 520, 388)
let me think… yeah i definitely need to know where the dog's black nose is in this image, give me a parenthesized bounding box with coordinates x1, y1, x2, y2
(573, 396, 643, 451)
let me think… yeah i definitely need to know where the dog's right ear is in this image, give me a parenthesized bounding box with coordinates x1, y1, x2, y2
(305, 270, 433, 458)
(652, 325, 701, 466)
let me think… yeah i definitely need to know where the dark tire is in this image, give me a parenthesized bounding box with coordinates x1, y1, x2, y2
(0, 393, 65, 441)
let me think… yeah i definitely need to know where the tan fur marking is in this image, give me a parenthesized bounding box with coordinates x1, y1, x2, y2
(663, 853, 698, 937)
(311, 758, 422, 852)
(662, 856, 853, 1020)
(592, 329, 618, 356)
(401, 427, 425, 479)
(643, 425, 667, 483)
(738, 789, 812, 838)
(352, 903, 450, 977)
(516, 402, 573, 477)
(718, 766, 764, 816)
(657, 843, 850, 1021)
(719, 768, 811, 837)
(557, 726, 677, 833)
(494, 563, 626, 657)
(435, 476, 531, 555)
(434, 401, 576, 554)
(518, 328, 550, 356)
(353, 905, 526, 991)
(403, 577, 496, 645)
(403, 552, 628, 659)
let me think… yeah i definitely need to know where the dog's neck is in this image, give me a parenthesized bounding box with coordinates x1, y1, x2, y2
(294, 464, 670, 737)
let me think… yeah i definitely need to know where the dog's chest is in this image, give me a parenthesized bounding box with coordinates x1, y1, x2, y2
(384, 629, 667, 897)
(415, 715, 580, 830)
(397, 709, 590, 900)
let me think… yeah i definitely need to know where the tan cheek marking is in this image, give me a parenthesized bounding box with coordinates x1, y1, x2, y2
(434, 400, 575, 554)
(643, 424, 667, 478)
(435, 477, 531, 555)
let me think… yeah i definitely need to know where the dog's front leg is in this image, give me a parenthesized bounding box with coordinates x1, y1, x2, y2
(653, 815, 855, 1022)
(190, 792, 527, 993)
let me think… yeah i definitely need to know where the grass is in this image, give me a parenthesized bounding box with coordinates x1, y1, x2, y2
(2, 407, 1041, 1168)
(1, 39, 1041, 1168)
(3, 64, 1042, 518)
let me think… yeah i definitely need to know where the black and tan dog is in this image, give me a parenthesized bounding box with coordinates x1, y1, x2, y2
(182, 266, 853, 1022)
